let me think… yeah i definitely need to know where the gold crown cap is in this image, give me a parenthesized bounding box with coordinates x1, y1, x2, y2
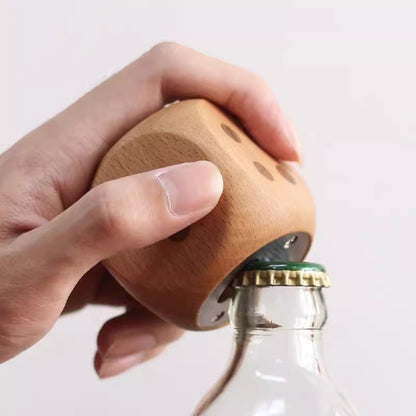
(235, 262, 331, 288)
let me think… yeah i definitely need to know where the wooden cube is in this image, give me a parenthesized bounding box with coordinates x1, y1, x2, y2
(93, 99, 315, 330)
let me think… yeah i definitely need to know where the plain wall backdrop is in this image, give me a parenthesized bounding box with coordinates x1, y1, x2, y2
(1, 1, 415, 415)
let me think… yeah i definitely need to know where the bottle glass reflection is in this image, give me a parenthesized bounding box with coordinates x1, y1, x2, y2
(194, 262, 357, 416)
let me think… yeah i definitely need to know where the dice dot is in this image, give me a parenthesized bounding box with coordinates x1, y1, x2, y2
(221, 124, 241, 143)
(254, 161, 274, 181)
(276, 163, 296, 185)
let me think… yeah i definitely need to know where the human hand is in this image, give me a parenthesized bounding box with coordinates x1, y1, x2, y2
(0, 42, 302, 377)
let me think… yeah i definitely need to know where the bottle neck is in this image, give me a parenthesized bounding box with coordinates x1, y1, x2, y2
(230, 285, 327, 331)
(229, 286, 328, 371)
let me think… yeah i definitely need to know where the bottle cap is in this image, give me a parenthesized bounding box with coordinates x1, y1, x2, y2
(235, 261, 331, 288)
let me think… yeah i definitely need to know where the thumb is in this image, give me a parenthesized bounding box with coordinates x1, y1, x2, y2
(18, 161, 223, 295)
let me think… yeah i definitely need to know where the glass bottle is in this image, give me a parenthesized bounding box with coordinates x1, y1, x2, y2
(194, 262, 357, 416)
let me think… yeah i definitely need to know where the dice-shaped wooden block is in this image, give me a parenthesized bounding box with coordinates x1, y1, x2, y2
(92, 99, 315, 330)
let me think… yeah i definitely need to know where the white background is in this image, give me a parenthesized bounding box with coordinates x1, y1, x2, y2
(1, 1, 415, 415)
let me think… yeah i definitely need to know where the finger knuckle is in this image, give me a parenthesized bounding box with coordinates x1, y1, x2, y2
(149, 42, 186, 65)
(248, 72, 271, 95)
(230, 72, 273, 111)
(90, 184, 131, 240)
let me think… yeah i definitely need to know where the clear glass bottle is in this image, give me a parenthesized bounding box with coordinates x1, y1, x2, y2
(194, 262, 357, 416)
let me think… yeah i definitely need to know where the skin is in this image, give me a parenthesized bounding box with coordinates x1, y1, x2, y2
(0, 42, 302, 378)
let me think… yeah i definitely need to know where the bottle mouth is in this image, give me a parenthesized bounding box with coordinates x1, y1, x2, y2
(230, 285, 328, 331)
(231, 263, 329, 332)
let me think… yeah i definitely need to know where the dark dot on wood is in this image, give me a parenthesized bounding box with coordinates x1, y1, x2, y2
(254, 161, 274, 181)
(169, 226, 191, 242)
(276, 163, 296, 185)
(221, 124, 241, 143)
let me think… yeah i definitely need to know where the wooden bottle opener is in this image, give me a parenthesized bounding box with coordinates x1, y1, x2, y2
(92, 99, 315, 330)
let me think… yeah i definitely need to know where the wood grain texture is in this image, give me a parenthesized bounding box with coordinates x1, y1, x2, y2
(92, 99, 315, 330)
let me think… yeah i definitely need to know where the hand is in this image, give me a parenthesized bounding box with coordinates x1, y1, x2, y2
(0, 42, 302, 377)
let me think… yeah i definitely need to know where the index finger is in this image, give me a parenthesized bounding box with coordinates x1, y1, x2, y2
(15, 43, 301, 176)
(156, 43, 301, 162)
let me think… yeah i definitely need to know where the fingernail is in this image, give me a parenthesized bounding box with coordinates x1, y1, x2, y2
(105, 334, 157, 358)
(157, 161, 223, 216)
(97, 352, 146, 379)
(283, 119, 304, 166)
